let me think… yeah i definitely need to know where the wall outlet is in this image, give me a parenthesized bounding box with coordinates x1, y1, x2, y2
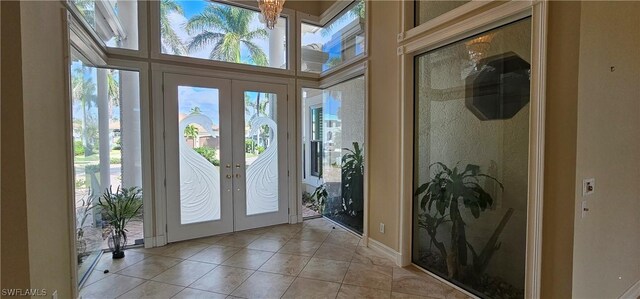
(581, 201, 589, 218)
(582, 178, 595, 196)
(379, 223, 385, 234)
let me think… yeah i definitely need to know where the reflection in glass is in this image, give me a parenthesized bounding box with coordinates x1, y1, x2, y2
(301, 0, 365, 73)
(244, 92, 279, 215)
(160, 0, 287, 69)
(415, 0, 470, 26)
(301, 77, 365, 233)
(71, 0, 139, 50)
(412, 19, 531, 298)
(71, 59, 142, 283)
(178, 87, 222, 224)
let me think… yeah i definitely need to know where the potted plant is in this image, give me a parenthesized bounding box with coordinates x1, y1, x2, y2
(415, 162, 513, 287)
(97, 186, 143, 259)
(341, 142, 364, 216)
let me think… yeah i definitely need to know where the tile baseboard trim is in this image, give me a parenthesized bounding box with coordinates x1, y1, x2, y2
(620, 278, 640, 299)
(366, 237, 402, 266)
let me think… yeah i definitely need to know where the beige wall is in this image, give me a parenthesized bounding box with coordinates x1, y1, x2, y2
(540, 2, 581, 298)
(1, 1, 74, 298)
(367, 0, 400, 250)
(572, 2, 640, 298)
(1, 1, 31, 294)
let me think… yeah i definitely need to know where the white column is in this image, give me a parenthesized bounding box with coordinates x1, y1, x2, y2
(268, 21, 286, 68)
(118, 0, 142, 188)
(97, 69, 111, 191)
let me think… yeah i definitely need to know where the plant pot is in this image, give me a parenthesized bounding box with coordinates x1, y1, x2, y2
(108, 231, 127, 259)
(112, 250, 125, 259)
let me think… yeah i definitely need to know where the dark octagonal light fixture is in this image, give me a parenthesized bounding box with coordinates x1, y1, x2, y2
(465, 52, 531, 121)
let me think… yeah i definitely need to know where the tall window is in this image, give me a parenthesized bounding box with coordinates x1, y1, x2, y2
(301, 0, 365, 73)
(310, 106, 323, 177)
(71, 0, 139, 50)
(412, 19, 531, 298)
(160, 0, 287, 69)
(301, 76, 365, 232)
(71, 57, 143, 283)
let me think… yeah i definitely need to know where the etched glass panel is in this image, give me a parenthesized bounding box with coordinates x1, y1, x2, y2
(178, 86, 222, 224)
(412, 19, 531, 298)
(244, 91, 279, 215)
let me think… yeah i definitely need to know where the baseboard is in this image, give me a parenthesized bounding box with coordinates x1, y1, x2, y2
(620, 278, 640, 299)
(367, 237, 402, 266)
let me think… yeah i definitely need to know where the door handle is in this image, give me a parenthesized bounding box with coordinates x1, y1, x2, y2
(225, 164, 231, 168)
(235, 164, 241, 168)
(235, 174, 241, 178)
(226, 174, 232, 179)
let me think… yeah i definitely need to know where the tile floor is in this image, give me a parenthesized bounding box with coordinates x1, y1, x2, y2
(80, 218, 470, 299)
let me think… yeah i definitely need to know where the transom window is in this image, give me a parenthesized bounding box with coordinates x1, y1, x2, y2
(301, 0, 365, 73)
(71, 0, 139, 50)
(160, 0, 288, 69)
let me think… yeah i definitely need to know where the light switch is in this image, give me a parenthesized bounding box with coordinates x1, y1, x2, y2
(582, 178, 595, 196)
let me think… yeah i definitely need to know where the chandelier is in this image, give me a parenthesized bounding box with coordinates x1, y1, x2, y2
(465, 33, 495, 68)
(257, 0, 285, 30)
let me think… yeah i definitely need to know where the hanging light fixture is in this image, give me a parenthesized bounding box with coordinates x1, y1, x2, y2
(257, 0, 285, 30)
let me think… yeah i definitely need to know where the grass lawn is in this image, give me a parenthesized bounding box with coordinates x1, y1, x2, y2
(74, 150, 122, 164)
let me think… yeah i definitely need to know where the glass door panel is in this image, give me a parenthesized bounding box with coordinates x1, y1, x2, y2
(244, 91, 279, 216)
(165, 74, 233, 242)
(232, 81, 289, 231)
(178, 86, 222, 224)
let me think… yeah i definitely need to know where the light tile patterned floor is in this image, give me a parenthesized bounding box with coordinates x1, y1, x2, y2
(80, 218, 470, 299)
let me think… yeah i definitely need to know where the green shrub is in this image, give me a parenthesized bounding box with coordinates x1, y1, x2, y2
(74, 141, 85, 156)
(110, 157, 121, 164)
(245, 139, 257, 153)
(194, 147, 220, 166)
(256, 146, 265, 154)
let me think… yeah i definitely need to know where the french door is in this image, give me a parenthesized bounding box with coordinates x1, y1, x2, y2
(164, 73, 289, 242)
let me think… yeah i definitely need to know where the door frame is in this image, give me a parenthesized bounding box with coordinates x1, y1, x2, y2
(152, 63, 297, 247)
(163, 73, 234, 243)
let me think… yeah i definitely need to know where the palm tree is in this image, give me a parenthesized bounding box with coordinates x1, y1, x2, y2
(185, 4, 269, 66)
(190, 106, 202, 114)
(72, 65, 97, 156)
(161, 0, 187, 55)
(184, 124, 199, 143)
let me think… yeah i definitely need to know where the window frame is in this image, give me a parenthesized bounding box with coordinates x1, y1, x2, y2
(149, 0, 296, 76)
(309, 105, 323, 177)
(397, 1, 548, 298)
(297, 0, 369, 79)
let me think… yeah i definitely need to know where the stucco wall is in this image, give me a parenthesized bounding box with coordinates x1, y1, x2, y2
(572, 2, 640, 298)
